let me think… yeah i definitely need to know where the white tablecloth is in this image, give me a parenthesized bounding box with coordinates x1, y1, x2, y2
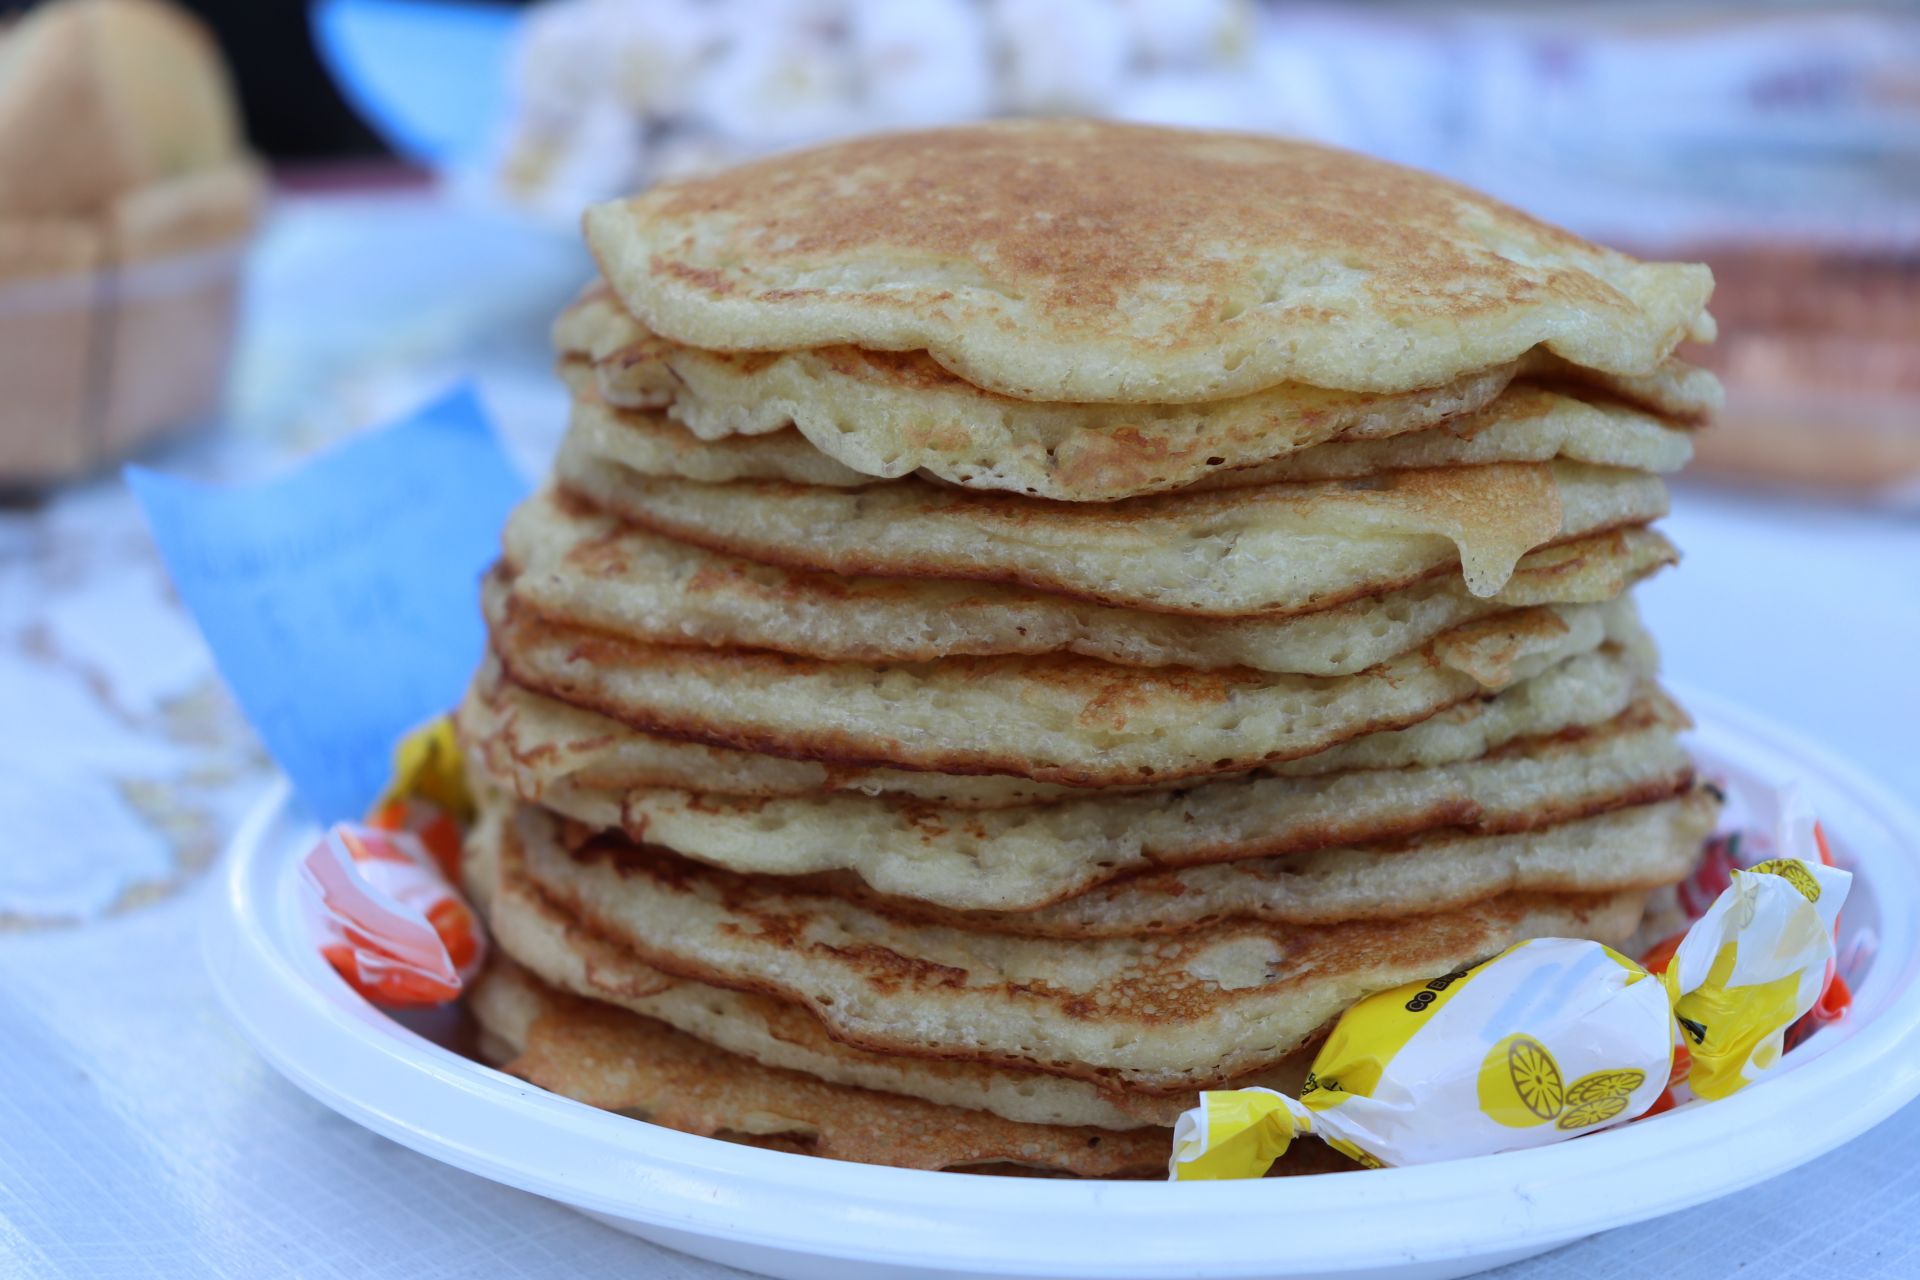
(4, 191, 1918, 1279)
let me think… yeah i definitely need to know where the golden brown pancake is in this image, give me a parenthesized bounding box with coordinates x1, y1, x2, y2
(585, 120, 1714, 403)
(509, 801, 1652, 1092)
(469, 821, 1313, 1131)
(555, 441, 1668, 616)
(868, 790, 1715, 937)
(556, 287, 1722, 428)
(507, 486, 1676, 675)
(488, 570, 1640, 787)
(458, 643, 1652, 811)
(556, 286, 1717, 501)
(566, 392, 873, 488)
(564, 377, 1695, 495)
(489, 692, 1693, 912)
(472, 959, 1176, 1174)
(459, 117, 1723, 1181)
(556, 289, 1723, 426)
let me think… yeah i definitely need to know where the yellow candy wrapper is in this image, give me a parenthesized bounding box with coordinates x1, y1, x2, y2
(377, 714, 474, 825)
(1170, 832, 1850, 1178)
(368, 714, 475, 879)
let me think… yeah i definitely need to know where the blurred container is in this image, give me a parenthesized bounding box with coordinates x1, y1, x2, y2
(0, 167, 262, 485)
(0, 227, 103, 480)
(1673, 243, 1920, 495)
(0, 0, 263, 485)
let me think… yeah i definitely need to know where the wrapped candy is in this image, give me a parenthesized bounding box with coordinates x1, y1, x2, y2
(366, 713, 474, 877)
(301, 716, 485, 1006)
(1170, 829, 1849, 1179)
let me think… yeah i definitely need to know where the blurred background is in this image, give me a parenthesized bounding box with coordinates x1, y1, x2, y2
(2, 0, 1918, 926)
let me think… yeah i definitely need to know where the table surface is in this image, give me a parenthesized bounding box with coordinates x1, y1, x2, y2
(4, 190, 1918, 1280)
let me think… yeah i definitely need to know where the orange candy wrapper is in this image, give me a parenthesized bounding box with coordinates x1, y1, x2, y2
(301, 717, 485, 1006)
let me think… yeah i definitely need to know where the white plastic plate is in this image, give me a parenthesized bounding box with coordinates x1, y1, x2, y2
(206, 686, 1920, 1280)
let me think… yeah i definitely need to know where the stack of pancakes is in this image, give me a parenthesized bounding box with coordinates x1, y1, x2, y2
(459, 121, 1723, 1177)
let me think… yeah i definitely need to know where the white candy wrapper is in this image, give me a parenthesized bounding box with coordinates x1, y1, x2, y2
(1170, 816, 1849, 1178)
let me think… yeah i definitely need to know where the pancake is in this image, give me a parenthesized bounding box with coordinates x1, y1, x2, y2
(458, 644, 1652, 810)
(1542, 354, 1723, 424)
(585, 120, 1714, 403)
(507, 487, 1675, 674)
(512, 801, 1651, 1091)
(1200, 649, 1645, 778)
(559, 290, 1720, 502)
(471, 959, 1175, 1174)
(472, 116, 1718, 1177)
(489, 575, 1638, 786)
(1179, 386, 1692, 486)
(472, 826, 1313, 1131)
(566, 379, 1695, 496)
(556, 440, 1670, 614)
(555, 288, 1527, 501)
(565, 389, 874, 489)
(878, 790, 1716, 937)
(495, 691, 1693, 911)
(557, 293, 1723, 431)
(463, 654, 1111, 809)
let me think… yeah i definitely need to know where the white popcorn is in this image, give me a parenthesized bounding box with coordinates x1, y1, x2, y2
(601, 0, 724, 117)
(523, 94, 648, 211)
(991, 0, 1131, 115)
(1245, 38, 1360, 147)
(647, 129, 751, 183)
(690, 4, 862, 146)
(1118, 0, 1252, 67)
(512, 0, 626, 118)
(1111, 69, 1262, 130)
(850, 0, 994, 126)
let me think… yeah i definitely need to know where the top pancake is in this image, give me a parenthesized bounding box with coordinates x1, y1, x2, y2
(585, 120, 1715, 404)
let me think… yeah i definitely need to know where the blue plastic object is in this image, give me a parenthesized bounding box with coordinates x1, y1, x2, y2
(312, 0, 519, 168)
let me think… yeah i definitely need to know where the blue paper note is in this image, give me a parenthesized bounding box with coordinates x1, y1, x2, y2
(128, 386, 528, 822)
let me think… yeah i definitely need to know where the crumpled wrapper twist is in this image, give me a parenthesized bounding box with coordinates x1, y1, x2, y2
(301, 716, 485, 1006)
(1171, 804, 1849, 1178)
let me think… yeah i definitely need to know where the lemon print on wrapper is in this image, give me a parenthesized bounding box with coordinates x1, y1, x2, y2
(1559, 1069, 1647, 1130)
(1747, 858, 1822, 902)
(1478, 1034, 1645, 1131)
(1479, 1035, 1563, 1127)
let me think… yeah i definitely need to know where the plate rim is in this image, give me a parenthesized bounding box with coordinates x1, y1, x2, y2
(205, 683, 1920, 1277)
